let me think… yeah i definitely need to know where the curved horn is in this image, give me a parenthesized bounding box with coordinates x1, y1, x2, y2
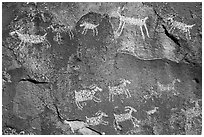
(125, 106, 132, 110)
(96, 110, 102, 115)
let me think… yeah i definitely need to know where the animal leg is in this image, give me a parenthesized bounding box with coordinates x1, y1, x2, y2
(69, 31, 73, 39)
(70, 126, 75, 133)
(116, 19, 123, 32)
(186, 30, 191, 40)
(111, 94, 115, 102)
(16, 41, 23, 51)
(144, 24, 150, 38)
(116, 121, 122, 130)
(45, 40, 51, 48)
(125, 89, 131, 98)
(169, 26, 175, 33)
(82, 28, 85, 35)
(93, 96, 101, 102)
(92, 28, 95, 36)
(168, 25, 174, 33)
(76, 101, 83, 110)
(69, 30, 74, 39)
(84, 29, 88, 35)
(140, 26, 145, 40)
(109, 93, 111, 102)
(117, 21, 125, 36)
(113, 120, 117, 130)
(95, 28, 98, 36)
(19, 42, 26, 52)
(113, 120, 122, 130)
(171, 27, 176, 33)
(131, 117, 139, 128)
(109, 93, 113, 102)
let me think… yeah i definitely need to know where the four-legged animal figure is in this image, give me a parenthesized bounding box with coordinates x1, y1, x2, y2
(108, 79, 131, 102)
(157, 78, 181, 92)
(114, 7, 150, 40)
(166, 16, 195, 40)
(10, 28, 51, 50)
(74, 85, 102, 110)
(113, 106, 139, 130)
(49, 25, 74, 40)
(80, 22, 99, 36)
(85, 110, 109, 126)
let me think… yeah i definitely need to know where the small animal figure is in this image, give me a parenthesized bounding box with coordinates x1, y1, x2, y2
(108, 79, 131, 102)
(74, 85, 102, 110)
(146, 107, 159, 115)
(80, 22, 99, 36)
(49, 25, 74, 39)
(166, 16, 195, 39)
(157, 78, 181, 91)
(113, 106, 139, 130)
(85, 110, 109, 126)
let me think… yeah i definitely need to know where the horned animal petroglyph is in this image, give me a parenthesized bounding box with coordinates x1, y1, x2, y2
(113, 106, 139, 130)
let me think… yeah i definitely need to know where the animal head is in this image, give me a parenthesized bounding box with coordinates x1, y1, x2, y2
(9, 29, 21, 38)
(109, 6, 125, 18)
(166, 17, 174, 22)
(188, 24, 196, 28)
(93, 86, 103, 92)
(120, 79, 131, 86)
(79, 22, 87, 27)
(165, 13, 177, 22)
(89, 84, 103, 92)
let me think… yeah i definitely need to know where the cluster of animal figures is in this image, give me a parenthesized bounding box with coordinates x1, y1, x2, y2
(8, 5, 185, 133)
(73, 77, 181, 132)
(9, 6, 195, 48)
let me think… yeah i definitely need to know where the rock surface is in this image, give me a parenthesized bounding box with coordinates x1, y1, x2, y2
(2, 2, 202, 135)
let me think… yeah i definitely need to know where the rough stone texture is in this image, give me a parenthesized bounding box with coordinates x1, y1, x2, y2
(2, 2, 202, 135)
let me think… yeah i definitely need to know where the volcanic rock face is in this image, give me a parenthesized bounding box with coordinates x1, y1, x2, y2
(2, 2, 202, 135)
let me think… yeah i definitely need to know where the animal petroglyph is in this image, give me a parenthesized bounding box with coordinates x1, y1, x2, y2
(74, 85, 102, 110)
(157, 78, 181, 92)
(113, 7, 150, 40)
(113, 106, 139, 130)
(108, 79, 131, 102)
(80, 22, 99, 36)
(165, 15, 195, 40)
(10, 28, 51, 50)
(85, 110, 109, 126)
